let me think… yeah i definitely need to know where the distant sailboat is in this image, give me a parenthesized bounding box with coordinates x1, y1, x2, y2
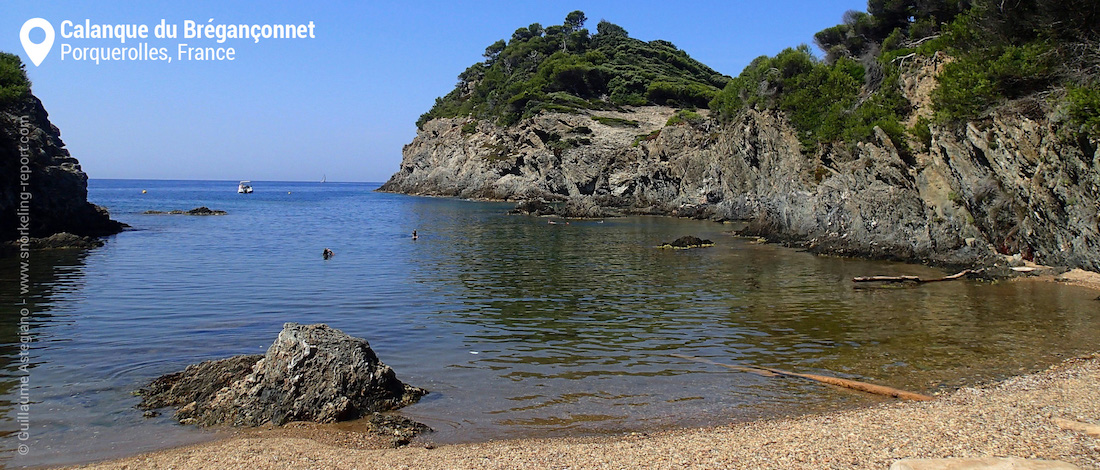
(320, 174, 326, 183)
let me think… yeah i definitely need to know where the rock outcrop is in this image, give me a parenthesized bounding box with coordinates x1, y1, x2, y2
(660, 236, 714, 249)
(1, 91, 125, 243)
(138, 323, 427, 431)
(143, 206, 227, 216)
(381, 57, 1100, 271)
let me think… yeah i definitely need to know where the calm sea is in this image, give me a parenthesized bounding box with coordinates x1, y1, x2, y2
(1, 179, 1097, 468)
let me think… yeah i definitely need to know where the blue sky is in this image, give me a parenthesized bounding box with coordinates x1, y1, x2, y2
(1, 1, 868, 182)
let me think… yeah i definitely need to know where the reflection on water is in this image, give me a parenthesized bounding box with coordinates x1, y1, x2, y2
(0, 179, 1097, 468)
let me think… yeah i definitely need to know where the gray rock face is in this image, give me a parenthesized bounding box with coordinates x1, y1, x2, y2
(0, 94, 124, 242)
(381, 58, 1100, 271)
(139, 323, 427, 428)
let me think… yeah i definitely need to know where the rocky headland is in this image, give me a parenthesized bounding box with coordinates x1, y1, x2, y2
(0, 54, 125, 249)
(382, 54, 1099, 272)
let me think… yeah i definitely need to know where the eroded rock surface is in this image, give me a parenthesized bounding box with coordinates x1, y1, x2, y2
(382, 56, 1100, 271)
(1, 93, 124, 243)
(139, 323, 428, 435)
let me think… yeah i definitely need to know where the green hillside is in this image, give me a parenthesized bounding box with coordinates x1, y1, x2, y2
(416, 11, 729, 128)
(710, 0, 1100, 153)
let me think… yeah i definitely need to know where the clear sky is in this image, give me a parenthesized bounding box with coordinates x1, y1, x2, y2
(1, 1, 868, 182)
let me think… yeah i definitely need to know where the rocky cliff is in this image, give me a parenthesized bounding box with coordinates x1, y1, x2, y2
(382, 56, 1100, 271)
(0, 92, 124, 243)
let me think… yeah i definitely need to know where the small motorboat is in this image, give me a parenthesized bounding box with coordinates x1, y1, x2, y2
(238, 181, 253, 194)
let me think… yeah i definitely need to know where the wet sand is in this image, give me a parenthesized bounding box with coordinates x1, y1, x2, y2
(68, 353, 1100, 470)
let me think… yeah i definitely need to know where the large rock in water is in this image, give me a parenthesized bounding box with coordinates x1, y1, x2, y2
(139, 323, 427, 427)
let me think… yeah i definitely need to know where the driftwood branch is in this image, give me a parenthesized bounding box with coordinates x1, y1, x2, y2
(1053, 418, 1100, 437)
(671, 354, 933, 401)
(852, 270, 972, 284)
(903, 35, 941, 48)
(891, 52, 917, 64)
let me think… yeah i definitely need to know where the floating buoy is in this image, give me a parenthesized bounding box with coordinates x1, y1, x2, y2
(288, 191, 292, 194)
(141, 189, 147, 194)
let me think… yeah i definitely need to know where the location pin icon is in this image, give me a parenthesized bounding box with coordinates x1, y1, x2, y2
(20, 18, 55, 67)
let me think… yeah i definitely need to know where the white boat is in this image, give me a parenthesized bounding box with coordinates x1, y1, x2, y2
(320, 174, 326, 183)
(238, 181, 253, 193)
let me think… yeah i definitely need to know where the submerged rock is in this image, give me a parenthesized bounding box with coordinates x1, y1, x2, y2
(143, 206, 227, 216)
(660, 235, 714, 249)
(139, 323, 428, 436)
(0, 231, 108, 255)
(33, 232, 105, 249)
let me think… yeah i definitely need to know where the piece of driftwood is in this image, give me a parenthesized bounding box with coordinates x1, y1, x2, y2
(671, 354, 934, 401)
(853, 270, 972, 284)
(1052, 418, 1100, 437)
(670, 354, 778, 377)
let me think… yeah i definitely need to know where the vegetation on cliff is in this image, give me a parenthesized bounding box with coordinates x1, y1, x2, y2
(710, 0, 1100, 151)
(0, 52, 31, 105)
(416, 11, 729, 128)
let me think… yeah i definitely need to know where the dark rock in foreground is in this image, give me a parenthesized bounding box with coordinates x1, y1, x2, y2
(143, 206, 227, 216)
(660, 235, 714, 249)
(138, 323, 428, 439)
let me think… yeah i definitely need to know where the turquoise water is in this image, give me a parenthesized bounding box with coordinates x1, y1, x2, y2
(1, 179, 1098, 468)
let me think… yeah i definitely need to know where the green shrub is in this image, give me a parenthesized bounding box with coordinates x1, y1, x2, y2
(461, 122, 478, 134)
(1066, 86, 1100, 137)
(910, 116, 933, 148)
(666, 109, 704, 126)
(933, 42, 1055, 123)
(0, 52, 30, 105)
(632, 129, 661, 146)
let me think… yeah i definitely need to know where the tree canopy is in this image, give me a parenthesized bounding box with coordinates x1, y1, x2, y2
(0, 52, 30, 106)
(416, 11, 729, 128)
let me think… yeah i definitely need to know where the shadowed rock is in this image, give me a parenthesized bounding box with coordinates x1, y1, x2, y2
(1, 80, 125, 242)
(509, 199, 557, 216)
(143, 206, 227, 216)
(138, 323, 428, 434)
(660, 235, 714, 249)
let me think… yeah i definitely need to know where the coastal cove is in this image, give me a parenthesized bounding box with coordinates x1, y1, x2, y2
(2, 179, 1099, 468)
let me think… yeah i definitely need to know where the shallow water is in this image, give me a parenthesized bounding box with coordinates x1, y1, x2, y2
(1, 179, 1097, 468)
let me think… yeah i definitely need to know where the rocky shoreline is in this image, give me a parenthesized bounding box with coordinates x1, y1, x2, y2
(1, 58, 125, 251)
(1, 93, 125, 246)
(70, 352, 1100, 469)
(380, 55, 1100, 274)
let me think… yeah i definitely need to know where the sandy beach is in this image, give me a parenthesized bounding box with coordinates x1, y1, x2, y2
(68, 352, 1100, 470)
